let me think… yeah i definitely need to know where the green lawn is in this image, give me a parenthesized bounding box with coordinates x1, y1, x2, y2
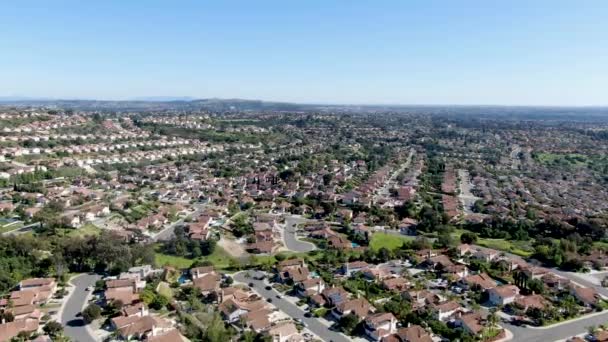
(0, 221, 23, 234)
(535, 152, 588, 167)
(451, 229, 533, 257)
(70, 223, 101, 237)
(369, 232, 413, 251)
(154, 253, 194, 269)
(155, 245, 237, 270)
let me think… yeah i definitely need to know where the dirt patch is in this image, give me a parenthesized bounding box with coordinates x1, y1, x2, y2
(218, 237, 249, 259)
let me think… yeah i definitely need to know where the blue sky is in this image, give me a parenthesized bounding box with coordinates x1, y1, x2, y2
(1, 1, 607, 105)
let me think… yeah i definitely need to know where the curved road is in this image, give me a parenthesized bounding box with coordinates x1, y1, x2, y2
(283, 216, 316, 253)
(234, 271, 350, 342)
(61, 273, 101, 342)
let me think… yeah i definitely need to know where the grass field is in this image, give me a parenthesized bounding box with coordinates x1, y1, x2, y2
(369, 232, 414, 251)
(535, 152, 588, 167)
(70, 223, 101, 237)
(155, 245, 237, 270)
(0, 221, 23, 234)
(451, 229, 533, 257)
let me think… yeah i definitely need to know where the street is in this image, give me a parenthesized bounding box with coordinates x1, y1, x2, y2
(457, 169, 480, 216)
(233, 271, 351, 342)
(61, 273, 101, 342)
(283, 215, 316, 253)
(372, 148, 415, 202)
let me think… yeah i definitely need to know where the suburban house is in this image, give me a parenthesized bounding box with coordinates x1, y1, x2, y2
(429, 301, 463, 321)
(488, 285, 520, 306)
(332, 298, 374, 320)
(364, 312, 398, 341)
(381, 325, 432, 342)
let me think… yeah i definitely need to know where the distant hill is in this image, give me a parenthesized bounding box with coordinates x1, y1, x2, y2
(1, 97, 608, 121)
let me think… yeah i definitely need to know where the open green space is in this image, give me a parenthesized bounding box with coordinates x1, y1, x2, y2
(369, 232, 414, 251)
(450, 229, 533, 257)
(535, 152, 588, 167)
(0, 221, 23, 234)
(155, 245, 236, 270)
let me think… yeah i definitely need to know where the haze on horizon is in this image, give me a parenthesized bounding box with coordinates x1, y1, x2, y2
(1, 0, 607, 106)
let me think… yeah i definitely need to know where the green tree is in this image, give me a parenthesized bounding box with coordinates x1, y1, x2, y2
(338, 313, 359, 334)
(81, 303, 102, 323)
(43, 320, 64, 337)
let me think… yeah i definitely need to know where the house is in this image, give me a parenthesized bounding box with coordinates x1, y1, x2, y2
(488, 285, 520, 306)
(399, 218, 419, 236)
(191, 266, 215, 279)
(472, 248, 499, 262)
(296, 278, 325, 297)
(364, 312, 397, 341)
(145, 329, 185, 342)
(193, 273, 221, 295)
(117, 315, 173, 340)
(243, 308, 272, 332)
(455, 312, 486, 337)
(382, 277, 410, 292)
(105, 288, 140, 306)
(570, 286, 600, 307)
(121, 302, 149, 318)
(278, 265, 310, 284)
(106, 278, 141, 293)
(403, 290, 442, 309)
(9, 305, 42, 321)
(514, 294, 547, 311)
(320, 286, 350, 306)
(332, 298, 374, 320)
(463, 273, 497, 291)
(219, 297, 266, 323)
(429, 301, 462, 321)
(342, 261, 369, 277)
(19, 278, 56, 292)
(328, 235, 352, 250)
(266, 322, 301, 342)
(381, 324, 432, 342)
(0, 319, 39, 342)
(247, 241, 274, 254)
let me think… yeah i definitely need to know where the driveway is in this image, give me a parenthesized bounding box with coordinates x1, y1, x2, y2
(61, 273, 101, 342)
(283, 215, 316, 253)
(233, 271, 350, 342)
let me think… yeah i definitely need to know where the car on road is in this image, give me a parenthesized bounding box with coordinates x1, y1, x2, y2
(276, 295, 282, 299)
(266, 298, 273, 303)
(304, 312, 312, 318)
(265, 286, 272, 290)
(248, 282, 254, 287)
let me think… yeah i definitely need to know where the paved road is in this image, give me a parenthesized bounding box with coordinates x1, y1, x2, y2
(234, 271, 350, 342)
(457, 169, 480, 216)
(504, 310, 608, 342)
(61, 273, 101, 342)
(373, 149, 415, 202)
(283, 215, 316, 253)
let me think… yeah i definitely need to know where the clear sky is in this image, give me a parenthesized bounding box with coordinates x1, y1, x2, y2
(1, 1, 607, 106)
